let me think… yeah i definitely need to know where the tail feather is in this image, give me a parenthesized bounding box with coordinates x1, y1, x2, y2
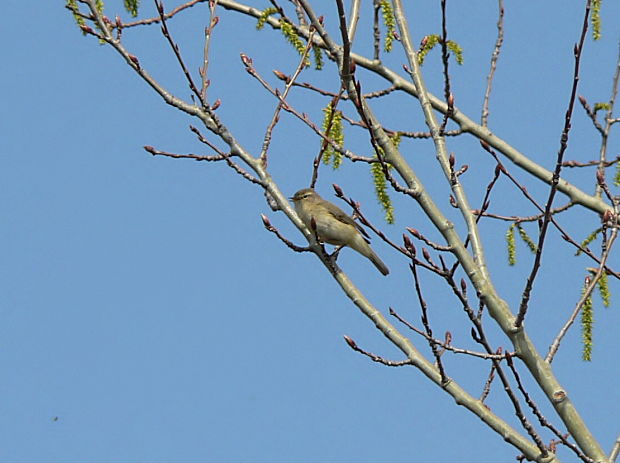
(352, 236, 390, 276)
(368, 251, 390, 276)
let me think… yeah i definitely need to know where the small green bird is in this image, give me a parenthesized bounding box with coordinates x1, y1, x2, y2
(290, 188, 390, 276)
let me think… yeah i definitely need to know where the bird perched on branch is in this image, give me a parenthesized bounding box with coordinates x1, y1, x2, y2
(290, 188, 390, 276)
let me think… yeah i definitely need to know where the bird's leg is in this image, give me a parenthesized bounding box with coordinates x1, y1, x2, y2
(330, 245, 345, 261)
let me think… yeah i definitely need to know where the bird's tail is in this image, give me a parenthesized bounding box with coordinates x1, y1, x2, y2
(368, 250, 390, 276)
(353, 237, 389, 276)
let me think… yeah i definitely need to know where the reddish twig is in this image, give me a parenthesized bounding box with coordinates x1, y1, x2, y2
(506, 353, 595, 463)
(409, 259, 449, 385)
(481, 0, 504, 127)
(119, 0, 208, 28)
(389, 308, 506, 360)
(144, 145, 225, 161)
(515, 0, 593, 327)
(547, 220, 618, 363)
(260, 29, 317, 167)
(343, 335, 412, 367)
(260, 214, 312, 253)
(562, 156, 620, 168)
(311, 91, 344, 188)
(479, 364, 497, 403)
(155, 0, 205, 106)
(438, 0, 453, 134)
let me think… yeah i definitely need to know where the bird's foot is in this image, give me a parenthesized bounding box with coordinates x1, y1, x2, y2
(330, 245, 345, 261)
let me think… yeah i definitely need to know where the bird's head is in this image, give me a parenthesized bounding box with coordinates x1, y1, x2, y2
(290, 188, 320, 203)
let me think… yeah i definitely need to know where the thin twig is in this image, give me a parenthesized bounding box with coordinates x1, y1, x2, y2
(243, 59, 373, 165)
(479, 364, 497, 402)
(199, 0, 218, 101)
(259, 29, 316, 166)
(596, 41, 620, 197)
(343, 335, 412, 367)
(372, 0, 381, 61)
(456, 295, 550, 456)
(156, 0, 205, 106)
(389, 308, 507, 360)
(406, 227, 452, 252)
(449, 160, 502, 275)
(481, 0, 504, 127)
(562, 156, 620, 168)
(334, 0, 353, 87)
(285, 79, 397, 99)
(480, 144, 620, 280)
(260, 214, 312, 253)
(143, 145, 225, 161)
(311, 92, 344, 188)
(546, 221, 618, 363)
(515, 0, 593, 327)
(579, 95, 606, 135)
(409, 261, 449, 385)
(338, 112, 461, 139)
(120, 0, 208, 28)
(438, 0, 453, 134)
(505, 354, 595, 463)
(474, 204, 573, 222)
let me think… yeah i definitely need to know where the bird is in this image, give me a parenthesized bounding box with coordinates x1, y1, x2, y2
(290, 188, 390, 276)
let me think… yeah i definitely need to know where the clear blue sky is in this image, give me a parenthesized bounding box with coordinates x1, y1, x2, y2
(2, 1, 619, 462)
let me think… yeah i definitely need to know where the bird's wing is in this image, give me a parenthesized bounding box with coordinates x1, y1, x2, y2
(355, 222, 372, 240)
(325, 202, 372, 241)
